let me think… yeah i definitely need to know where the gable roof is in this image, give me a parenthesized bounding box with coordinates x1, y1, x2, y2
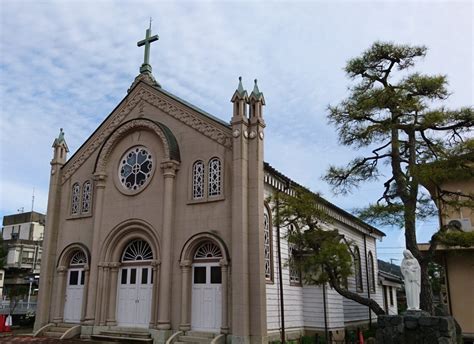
(264, 162, 386, 238)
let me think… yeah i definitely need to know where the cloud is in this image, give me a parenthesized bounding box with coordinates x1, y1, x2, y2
(1, 1, 472, 260)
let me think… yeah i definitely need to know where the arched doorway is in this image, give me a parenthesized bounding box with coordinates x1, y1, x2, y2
(63, 250, 87, 323)
(191, 241, 222, 331)
(116, 239, 154, 327)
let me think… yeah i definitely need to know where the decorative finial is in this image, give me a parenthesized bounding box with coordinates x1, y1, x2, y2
(237, 76, 245, 95)
(137, 23, 159, 74)
(252, 79, 260, 95)
(149, 17, 152, 30)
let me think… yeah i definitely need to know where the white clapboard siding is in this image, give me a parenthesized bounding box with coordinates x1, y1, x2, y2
(264, 183, 385, 330)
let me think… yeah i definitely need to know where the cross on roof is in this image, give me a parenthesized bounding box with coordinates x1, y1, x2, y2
(137, 19, 159, 74)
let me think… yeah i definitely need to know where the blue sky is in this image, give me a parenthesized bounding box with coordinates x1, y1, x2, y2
(0, 0, 472, 263)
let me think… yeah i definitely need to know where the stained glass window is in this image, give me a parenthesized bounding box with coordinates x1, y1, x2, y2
(192, 161, 204, 199)
(194, 242, 222, 260)
(354, 246, 363, 292)
(368, 251, 375, 292)
(71, 183, 80, 215)
(82, 180, 92, 213)
(122, 240, 153, 262)
(264, 207, 272, 281)
(289, 243, 301, 285)
(119, 146, 153, 191)
(208, 158, 221, 197)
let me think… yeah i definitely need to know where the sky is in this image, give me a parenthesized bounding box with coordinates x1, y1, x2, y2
(0, 0, 473, 264)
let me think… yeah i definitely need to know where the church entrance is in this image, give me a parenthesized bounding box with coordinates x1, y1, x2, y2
(116, 240, 154, 328)
(191, 242, 222, 332)
(63, 251, 87, 323)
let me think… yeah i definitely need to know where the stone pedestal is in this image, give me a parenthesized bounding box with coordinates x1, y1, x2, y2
(376, 311, 459, 344)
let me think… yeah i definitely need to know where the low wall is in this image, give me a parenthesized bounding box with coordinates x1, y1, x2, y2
(376, 311, 458, 344)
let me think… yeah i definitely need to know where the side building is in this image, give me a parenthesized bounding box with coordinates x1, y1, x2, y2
(1, 211, 44, 301)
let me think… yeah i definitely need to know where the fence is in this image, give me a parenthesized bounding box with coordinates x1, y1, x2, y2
(0, 301, 37, 315)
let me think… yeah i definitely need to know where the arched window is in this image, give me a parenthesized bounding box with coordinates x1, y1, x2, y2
(289, 242, 301, 286)
(208, 158, 222, 197)
(368, 251, 375, 292)
(264, 206, 273, 281)
(354, 246, 363, 292)
(192, 160, 205, 199)
(70, 250, 87, 266)
(71, 183, 80, 215)
(122, 240, 153, 262)
(81, 180, 92, 214)
(194, 241, 222, 260)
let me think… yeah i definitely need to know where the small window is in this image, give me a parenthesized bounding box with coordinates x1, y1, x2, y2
(289, 243, 301, 286)
(81, 270, 85, 285)
(192, 161, 205, 200)
(389, 286, 394, 306)
(368, 251, 375, 292)
(71, 183, 80, 215)
(208, 158, 221, 197)
(211, 266, 221, 284)
(141, 268, 148, 284)
(69, 270, 79, 285)
(121, 269, 128, 284)
(81, 180, 92, 213)
(264, 205, 273, 281)
(130, 268, 137, 284)
(194, 266, 206, 284)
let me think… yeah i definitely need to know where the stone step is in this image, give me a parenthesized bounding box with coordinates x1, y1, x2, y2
(59, 322, 78, 328)
(100, 330, 151, 339)
(44, 331, 63, 338)
(91, 334, 153, 343)
(48, 326, 71, 333)
(178, 336, 213, 344)
(185, 331, 216, 339)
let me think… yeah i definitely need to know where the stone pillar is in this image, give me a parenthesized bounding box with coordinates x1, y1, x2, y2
(53, 266, 67, 323)
(84, 173, 107, 324)
(247, 81, 267, 343)
(230, 79, 250, 342)
(107, 262, 120, 325)
(179, 260, 192, 331)
(34, 132, 68, 331)
(157, 161, 180, 330)
(149, 260, 160, 328)
(220, 259, 229, 334)
(94, 264, 104, 324)
(100, 264, 110, 326)
(81, 264, 90, 322)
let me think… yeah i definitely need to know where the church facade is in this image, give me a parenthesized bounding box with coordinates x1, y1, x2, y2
(35, 29, 384, 344)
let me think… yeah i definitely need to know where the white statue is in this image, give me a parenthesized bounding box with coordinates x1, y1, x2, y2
(401, 249, 421, 310)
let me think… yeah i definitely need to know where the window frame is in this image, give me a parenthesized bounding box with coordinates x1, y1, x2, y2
(264, 203, 274, 283)
(354, 246, 363, 292)
(188, 156, 225, 204)
(368, 251, 376, 293)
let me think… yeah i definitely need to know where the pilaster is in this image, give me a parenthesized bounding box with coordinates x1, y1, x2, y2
(157, 160, 180, 330)
(84, 173, 107, 325)
(179, 260, 192, 331)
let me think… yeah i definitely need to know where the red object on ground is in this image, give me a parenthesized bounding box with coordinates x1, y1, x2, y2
(358, 329, 364, 344)
(4, 314, 12, 332)
(0, 314, 4, 332)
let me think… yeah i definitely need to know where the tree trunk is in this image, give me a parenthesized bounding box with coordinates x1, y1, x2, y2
(326, 267, 386, 316)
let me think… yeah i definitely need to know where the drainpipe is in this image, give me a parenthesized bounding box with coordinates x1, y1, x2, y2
(276, 191, 285, 344)
(363, 234, 372, 327)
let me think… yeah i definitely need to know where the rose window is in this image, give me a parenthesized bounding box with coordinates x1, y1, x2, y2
(119, 146, 153, 191)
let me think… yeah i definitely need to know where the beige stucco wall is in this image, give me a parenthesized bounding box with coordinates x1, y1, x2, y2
(445, 250, 474, 335)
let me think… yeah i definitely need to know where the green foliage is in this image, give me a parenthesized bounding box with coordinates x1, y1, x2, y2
(271, 188, 353, 286)
(324, 41, 473, 313)
(438, 231, 474, 247)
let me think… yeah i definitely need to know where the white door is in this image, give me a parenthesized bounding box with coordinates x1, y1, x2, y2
(191, 263, 222, 332)
(63, 268, 84, 323)
(117, 266, 153, 327)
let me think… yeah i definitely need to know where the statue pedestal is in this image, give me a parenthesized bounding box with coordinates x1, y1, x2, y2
(376, 312, 459, 344)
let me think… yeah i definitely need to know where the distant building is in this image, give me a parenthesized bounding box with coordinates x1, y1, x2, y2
(377, 259, 403, 315)
(419, 168, 474, 339)
(1, 211, 44, 298)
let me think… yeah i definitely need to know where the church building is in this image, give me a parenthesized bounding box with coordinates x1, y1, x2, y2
(34, 26, 385, 343)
